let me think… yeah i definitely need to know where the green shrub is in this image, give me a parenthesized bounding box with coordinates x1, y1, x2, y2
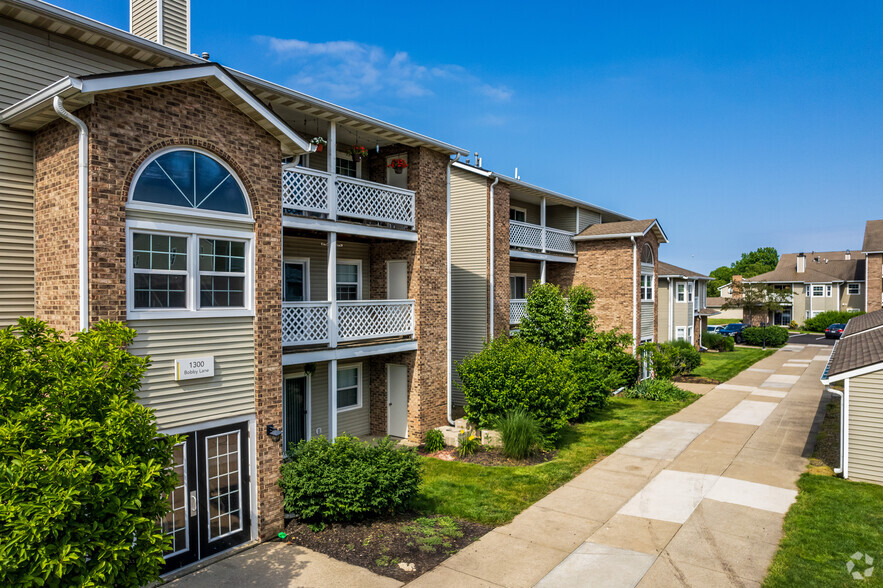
(279, 435, 420, 523)
(0, 318, 177, 587)
(519, 283, 596, 352)
(638, 341, 701, 379)
(741, 325, 789, 347)
(424, 429, 445, 452)
(458, 337, 577, 446)
(625, 379, 695, 402)
(803, 310, 864, 332)
(494, 409, 542, 459)
(457, 430, 480, 457)
(568, 330, 638, 419)
(701, 332, 734, 352)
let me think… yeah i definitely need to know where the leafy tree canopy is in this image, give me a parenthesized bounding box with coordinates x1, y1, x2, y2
(706, 247, 779, 297)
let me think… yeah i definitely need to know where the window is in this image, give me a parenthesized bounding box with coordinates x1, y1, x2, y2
(131, 148, 249, 215)
(199, 239, 246, 307)
(848, 283, 861, 295)
(687, 283, 694, 302)
(641, 274, 654, 301)
(812, 285, 825, 297)
(132, 232, 188, 308)
(675, 326, 686, 341)
(826, 285, 832, 297)
(337, 364, 361, 411)
(336, 261, 361, 301)
(510, 275, 527, 299)
(509, 207, 526, 223)
(676, 283, 686, 302)
(641, 243, 654, 265)
(336, 156, 357, 178)
(284, 260, 309, 302)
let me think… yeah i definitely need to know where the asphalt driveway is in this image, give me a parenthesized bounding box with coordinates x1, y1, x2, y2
(787, 333, 836, 346)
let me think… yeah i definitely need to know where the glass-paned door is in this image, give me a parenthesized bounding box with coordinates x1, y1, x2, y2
(284, 261, 307, 302)
(510, 275, 527, 299)
(160, 439, 197, 573)
(284, 376, 308, 450)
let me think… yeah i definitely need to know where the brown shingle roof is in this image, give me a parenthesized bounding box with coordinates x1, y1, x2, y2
(826, 310, 883, 379)
(747, 251, 864, 284)
(706, 296, 726, 307)
(574, 219, 668, 243)
(862, 220, 883, 252)
(842, 309, 883, 338)
(657, 261, 710, 280)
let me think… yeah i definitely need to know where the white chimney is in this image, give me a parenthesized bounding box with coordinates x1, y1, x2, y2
(131, 0, 190, 53)
(796, 253, 806, 273)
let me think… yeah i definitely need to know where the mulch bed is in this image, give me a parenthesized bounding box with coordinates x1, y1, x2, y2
(673, 375, 721, 385)
(282, 513, 492, 581)
(418, 446, 557, 466)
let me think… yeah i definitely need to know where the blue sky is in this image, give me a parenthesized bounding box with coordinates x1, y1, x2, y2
(57, 1, 883, 272)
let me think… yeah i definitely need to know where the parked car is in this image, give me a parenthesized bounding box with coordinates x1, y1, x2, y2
(718, 323, 747, 343)
(825, 323, 846, 339)
(707, 325, 723, 334)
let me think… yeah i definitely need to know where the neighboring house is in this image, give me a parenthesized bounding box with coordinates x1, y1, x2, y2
(656, 262, 715, 346)
(0, 0, 468, 572)
(744, 251, 866, 326)
(705, 296, 743, 321)
(449, 162, 666, 405)
(862, 219, 883, 312)
(821, 309, 883, 485)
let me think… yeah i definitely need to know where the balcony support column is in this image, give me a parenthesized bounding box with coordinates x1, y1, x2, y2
(541, 260, 547, 285)
(327, 232, 338, 349)
(328, 121, 337, 221)
(329, 358, 338, 440)
(540, 196, 547, 253)
(575, 207, 580, 233)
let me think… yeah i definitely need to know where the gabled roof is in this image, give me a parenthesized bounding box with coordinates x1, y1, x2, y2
(824, 310, 883, 381)
(573, 219, 668, 243)
(747, 251, 864, 284)
(0, 63, 314, 155)
(862, 220, 883, 253)
(657, 261, 709, 280)
(706, 296, 726, 307)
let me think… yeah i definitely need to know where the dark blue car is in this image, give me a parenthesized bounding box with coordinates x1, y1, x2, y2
(718, 323, 747, 343)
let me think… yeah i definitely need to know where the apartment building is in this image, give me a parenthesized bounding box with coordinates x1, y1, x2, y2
(449, 162, 667, 405)
(0, 0, 468, 571)
(656, 261, 712, 346)
(862, 219, 883, 312)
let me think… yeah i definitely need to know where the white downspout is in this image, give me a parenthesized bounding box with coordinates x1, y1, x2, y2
(53, 97, 89, 332)
(631, 236, 637, 354)
(668, 277, 674, 341)
(446, 154, 460, 426)
(824, 384, 845, 476)
(488, 176, 500, 338)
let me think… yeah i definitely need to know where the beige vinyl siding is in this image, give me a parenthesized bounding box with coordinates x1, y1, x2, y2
(658, 280, 671, 343)
(510, 197, 540, 225)
(305, 153, 328, 173)
(0, 17, 149, 326)
(450, 167, 488, 404)
(131, 0, 159, 42)
(161, 0, 189, 53)
(337, 361, 370, 436)
(282, 236, 370, 300)
(848, 371, 883, 484)
(578, 208, 601, 233)
(285, 360, 370, 438)
(841, 284, 864, 312)
(671, 281, 691, 330)
(641, 301, 654, 340)
(510, 260, 542, 292)
(546, 205, 575, 232)
(129, 317, 255, 429)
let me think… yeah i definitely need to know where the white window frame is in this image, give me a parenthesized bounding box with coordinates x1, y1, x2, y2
(283, 371, 311, 445)
(676, 283, 686, 303)
(510, 273, 528, 300)
(283, 257, 311, 302)
(826, 285, 832, 297)
(509, 206, 527, 223)
(641, 274, 654, 301)
(675, 326, 687, 341)
(687, 283, 694, 302)
(335, 151, 362, 178)
(848, 283, 861, 295)
(336, 363, 362, 413)
(126, 219, 255, 320)
(812, 285, 825, 298)
(336, 259, 362, 301)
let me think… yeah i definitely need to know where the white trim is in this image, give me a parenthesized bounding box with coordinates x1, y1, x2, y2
(824, 361, 883, 383)
(509, 205, 527, 223)
(336, 259, 362, 300)
(675, 326, 687, 341)
(283, 372, 311, 445)
(282, 216, 418, 242)
(336, 362, 363, 413)
(282, 340, 418, 366)
(573, 220, 669, 243)
(843, 378, 850, 479)
(283, 258, 310, 302)
(156, 0, 163, 44)
(676, 282, 686, 303)
(509, 249, 577, 263)
(848, 283, 862, 295)
(386, 363, 408, 438)
(510, 273, 528, 300)
(204, 428, 245, 542)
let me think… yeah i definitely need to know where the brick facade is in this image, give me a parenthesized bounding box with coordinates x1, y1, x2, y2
(368, 351, 417, 436)
(867, 253, 882, 312)
(491, 181, 510, 336)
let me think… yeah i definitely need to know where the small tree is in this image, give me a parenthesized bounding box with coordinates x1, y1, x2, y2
(0, 318, 177, 587)
(519, 283, 596, 352)
(722, 283, 791, 325)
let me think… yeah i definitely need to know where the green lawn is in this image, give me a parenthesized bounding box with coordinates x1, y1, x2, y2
(691, 347, 776, 382)
(764, 474, 883, 587)
(413, 396, 696, 525)
(709, 318, 740, 325)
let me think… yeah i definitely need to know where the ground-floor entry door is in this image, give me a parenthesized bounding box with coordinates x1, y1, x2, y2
(387, 364, 408, 438)
(284, 375, 308, 450)
(160, 421, 251, 574)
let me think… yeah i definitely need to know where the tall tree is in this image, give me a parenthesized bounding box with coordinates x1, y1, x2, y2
(706, 247, 779, 297)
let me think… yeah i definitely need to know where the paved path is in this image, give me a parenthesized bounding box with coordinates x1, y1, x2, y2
(409, 344, 830, 588)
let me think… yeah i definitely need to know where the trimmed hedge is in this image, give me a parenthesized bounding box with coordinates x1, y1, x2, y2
(741, 325, 789, 347)
(803, 310, 864, 332)
(702, 331, 735, 352)
(625, 379, 695, 402)
(279, 435, 420, 523)
(638, 340, 701, 379)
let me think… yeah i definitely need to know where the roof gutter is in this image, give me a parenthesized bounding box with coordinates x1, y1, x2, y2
(631, 236, 638, 354)
(52, 96, 89, 332)
(823, 384, 845, 476)
(488, 176, 500, 338)
(446, 154, 461, 426)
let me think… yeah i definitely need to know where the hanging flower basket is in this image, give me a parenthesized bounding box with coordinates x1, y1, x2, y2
(350, 145, 369, 163)
(310, 137, 327, 153)
(387, 158, 408, 174)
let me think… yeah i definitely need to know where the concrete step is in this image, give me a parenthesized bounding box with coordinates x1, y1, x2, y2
(435, 426, 460, 447)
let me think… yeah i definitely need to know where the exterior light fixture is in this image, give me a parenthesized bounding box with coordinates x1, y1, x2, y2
(266, 424, 283, 442)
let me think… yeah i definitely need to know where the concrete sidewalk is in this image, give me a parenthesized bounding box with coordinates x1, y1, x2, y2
(409, 344, 829, 588)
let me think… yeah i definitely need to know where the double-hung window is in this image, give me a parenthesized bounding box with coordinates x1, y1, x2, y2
(826, 285, 832, 297)
(510, 207, 526, 223)
(132, 233, 189, 309)
(199, 239, 246, 307)
(510, 275, 527, 300)
(336, 261, 360, 301)
(336, 364, 361, 411)
(687, 283, 693, 303)
(641, 275, 654, 301)
(336, 156, 357, 178)
(848, 283, 861, 295)
(676, 283, 686, 302)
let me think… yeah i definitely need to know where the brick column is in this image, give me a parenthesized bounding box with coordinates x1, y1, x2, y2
(491, 181, 510, 337)
(867, 254, 882, 312)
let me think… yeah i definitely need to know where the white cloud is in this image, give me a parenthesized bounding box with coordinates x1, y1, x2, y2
(257, 36, 512, 102)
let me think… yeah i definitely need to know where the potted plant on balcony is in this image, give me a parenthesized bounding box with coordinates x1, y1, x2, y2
(387, 158, 408, 174)
(350, 145, 369, 163)
(310, 137, 327, 152)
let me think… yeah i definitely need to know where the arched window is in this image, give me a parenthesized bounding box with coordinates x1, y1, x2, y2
(131, 148, 249, 215)
(641, 243, 654, 265)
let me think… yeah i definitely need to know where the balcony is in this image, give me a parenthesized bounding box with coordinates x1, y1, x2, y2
(282, 167, 415, 228)
(282, 299, 415, 347)
(510, 299, 527, 325)
(509, 220, 575, 254)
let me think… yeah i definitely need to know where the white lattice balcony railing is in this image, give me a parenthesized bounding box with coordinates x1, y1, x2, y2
(509, 221, 576, 254)
(282, 300, 415, 346)
(282, 168, 330, 214)
(510, 299, 527, 325)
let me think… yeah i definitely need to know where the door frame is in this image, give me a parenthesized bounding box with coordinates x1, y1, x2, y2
(282, 372, 311, 446)
(386, 363, 408, 438)
(282, 257, 310, 302)
(386, 260, 408, 300)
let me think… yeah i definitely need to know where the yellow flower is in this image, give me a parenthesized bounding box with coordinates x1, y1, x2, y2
(460, 429, 465, 434)
(469, 435, 475, 441)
